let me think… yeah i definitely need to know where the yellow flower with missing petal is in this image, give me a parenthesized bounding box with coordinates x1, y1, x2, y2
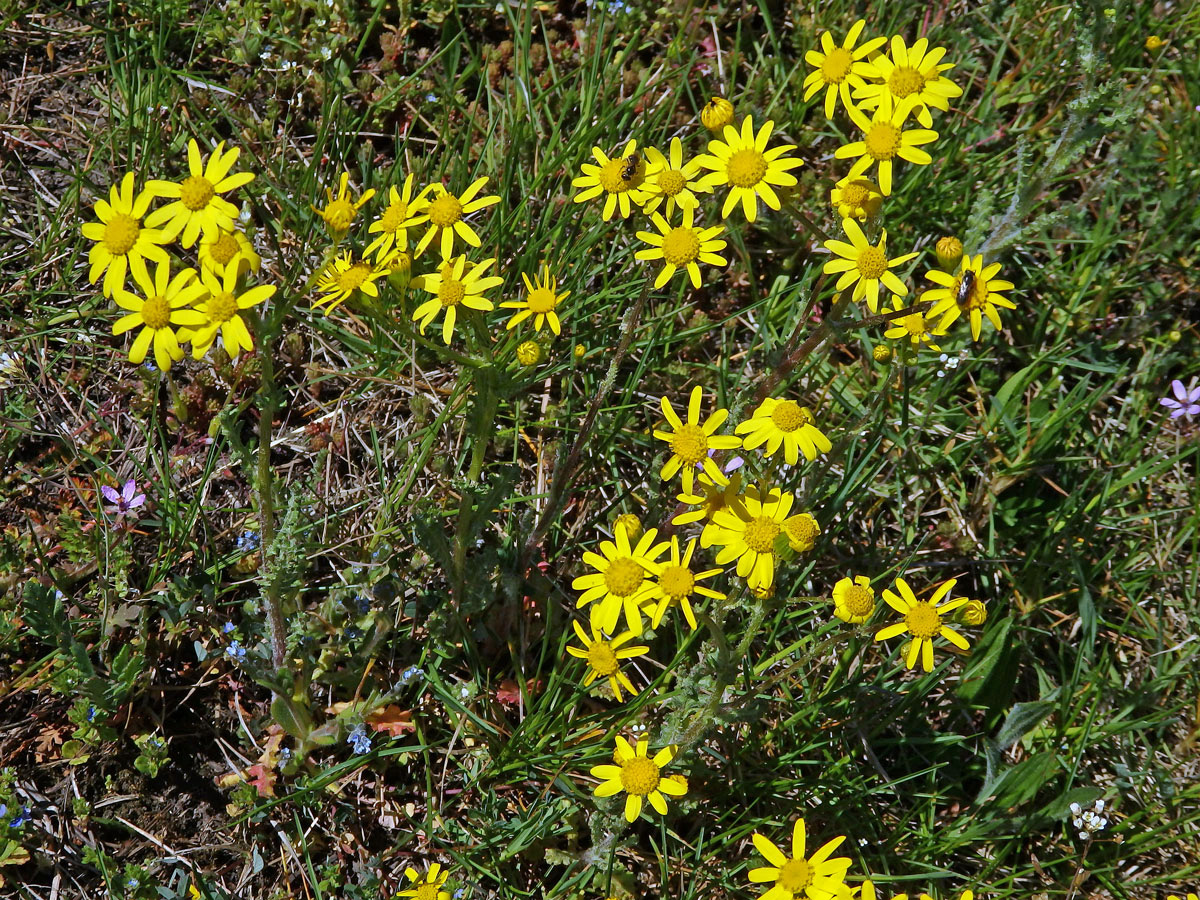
(313, 252, 388, 315)
(501, 263, 570, 335)
(198, 227, 261, 280)
(566, 620, 648, 702)
(181, 267, 276, 360)
(923, 254, 1016, 341)
(653, 386, 742, 495)
(830, 175, 884, 222)
(832, 575, 876, 624)
(736, 398, 831, 466)
(644, 535, 725, 631)
(822, 220, 918, 313)
(365, 173, 429, 260)
(590, 736, 685, 822)
(883, 296, 940, 350)
(572, 523, 668, 636)
(311, 172, 375, 236)
(641, 137, 710, 216)
(572, 140, 650, 220)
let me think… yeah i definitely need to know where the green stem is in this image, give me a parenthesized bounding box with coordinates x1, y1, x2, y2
(255, 316, 287, 672)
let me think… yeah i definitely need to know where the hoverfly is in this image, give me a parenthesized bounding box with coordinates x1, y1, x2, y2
(620, 151, 641, 182)
(956, 269, 976, 305)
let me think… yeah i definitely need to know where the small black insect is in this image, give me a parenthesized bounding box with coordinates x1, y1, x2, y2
(956, 269, 976, 305)
(620, 152, 641, 182)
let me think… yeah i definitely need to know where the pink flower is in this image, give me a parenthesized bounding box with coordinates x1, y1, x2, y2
(101, 478, 146, 519)
(1161, 379, 1200, 419)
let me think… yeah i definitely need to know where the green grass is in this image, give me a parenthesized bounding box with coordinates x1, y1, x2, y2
(2, 0, 1199, 898)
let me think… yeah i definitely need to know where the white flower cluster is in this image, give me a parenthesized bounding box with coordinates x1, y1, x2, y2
(1070, 799, 1108, 840)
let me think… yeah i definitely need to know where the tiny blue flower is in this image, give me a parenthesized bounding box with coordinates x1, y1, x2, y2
(347, 724, 372, 754)
(87, 706, 97, 722)
(398, 665, 422, 686)
(222, 621, 236, 634)
(9, 806, 30, 828)
(226, 640, 247, 662)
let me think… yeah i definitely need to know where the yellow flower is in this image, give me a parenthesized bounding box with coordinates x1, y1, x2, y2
(802, 19, 887, 119)
(572, 523, 668, 635)
(696, 116, 804, 222)
(654, 386, 742, 495)
(516, 340, 542, 366)
(883, 296, 940, 350)
(832, 575, 875, 624)
(635, 208, 728, 289)
(398, 864, 451, 900)
(313, 251, 388, 315)
(365, 174, 429, 260)
(957, 598, 987, 626)
(146, 139, 255, 248)
(853, 36, 964, 128)
(82, 173, 170, 297)
(644, 535, 725, 631)
(412, 176, 500, 260)
(501, 263, 570, 335)
(590, 736, 686, 822)
(111, 261, 207, 371)
(641, 137, 710, 216)
(411, 255, 502, 344)
(180, 266, 276, 360)
(822, 220, 917, 313)
(566, 620, 648, 702)
(874, 577, 971, 672)
(1144, 34, 1166, 51)
(735, 398, 831, 466)
(311, 172, 375, 236)
(198, 227, 261, 280)
(782, 514, 820, 553)
(572, 140, 650, 220)
(873, 344, 893, 363)
(834, 95, 937, 195)
(700, 95, 735, 132)
(709, 484, 794, 592)
(923, 254, 1016, 340)
(830, 175, 884, 222)
(749, 818, 852, 900)
(675, 469, 747, 547)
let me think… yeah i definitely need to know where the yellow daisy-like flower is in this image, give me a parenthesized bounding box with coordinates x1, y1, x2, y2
(82, 173, 170, 297)
(1166, 894, 1198, 900)
(709, 484, 794, 592)
(398, 864, 451, 900)
(111, 261, 207, 372)
(736, 398, 831, 466)
(783, 513, 820, 554)
(641, 137, 710, 217)
(822, 219, 918, 313)
(181, 266, 276, 360)
(146, 139, 254, 248)
(834, 94, 937, 196)
(635, 208, 728, 289)
(832, 575, 876, 624)
(853, 36, 964, 128)
(654, 386, 742, 495)
(923, 254, 1016, 341)
(313, 251, 388, 315)
(830, 175, 884, 222)
(676, 469, 747, 546)
(566, 620, 648, 702)
(883, 296, 940, 350)
(700, 96, 735, 132)
(696, 116, 804, 222)
(198, 227, 261, 280)
(411, 255, 502, 345)
(412, 176, 500, 260)
(644, 535, 725, 631)
(572, 524, 668, 635)
(750, 819, 853, 900)
(501, 263, 570, 335)
(874, 577, 971, 672)
(365, 174, 429, 260)
(571, 140, 650, 220)
(590, 736, 686, 822)
(802, 20, 887, 119)
(311, 172, 376, 236)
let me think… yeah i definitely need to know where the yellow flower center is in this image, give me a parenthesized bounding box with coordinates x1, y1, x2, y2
(337, 261, 373, 293)
(586, 640, 620, 676)
(856, 245, 889, 279)
(428, 193, 463, 228)
(820, 47, 853, 83)
(670, 423, 709, 464)
(141, 294, 172, 330)
(413, 884, 439, 900)
(207, 290, 239, 324)
(380, 199, 409, 232)
(843, 584, 874, 616)
(210, 233, 239, 265)
(658, 564, 695, 600)
(888, 66, 926, 99)
(957, 275, 982, 310)
(776, 857, 813, 893)
(839, 182, 871, 210)
(527, 286, 558, 313)
(770, 400, 811, 433)
(598, 159, 633, 193)
(179, 174, 215, 211)
(661, 227, 701, 266)
(658, 170, 686, 196)
(603, 557, 645, 597)
(899, 313, 927, 337)
(784, 514, 819, 549)
(743, 516, 781, 553)
(438, 276, 466, 308)
(619, 755, 660, 796)
(323, 199, 355, 232)
(864, 122, 901, 161)
(103, 213, 141, 256)
(726, 148, 768, 188)
(905, 601, 942, 639)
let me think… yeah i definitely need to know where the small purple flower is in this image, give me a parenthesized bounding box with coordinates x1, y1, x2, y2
(1161, 379, 1200, 419)
(101, 478, 146, 519)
